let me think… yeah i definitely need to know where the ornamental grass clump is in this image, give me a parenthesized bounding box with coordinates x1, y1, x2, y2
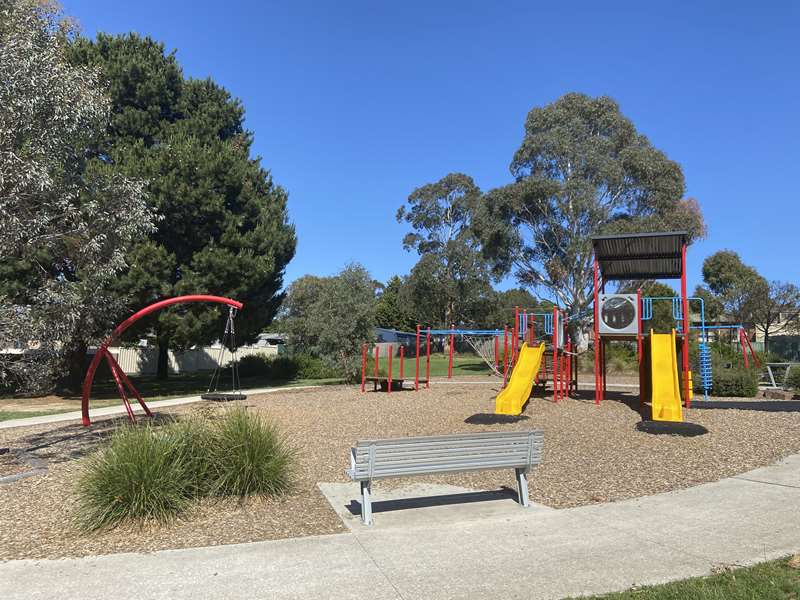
(75, 408, 295, 531)
(207, 407, 295, 497)
(75, 423, 194, 531)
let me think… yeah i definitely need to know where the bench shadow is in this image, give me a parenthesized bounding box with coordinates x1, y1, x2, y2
(346, 486, 518, 516)
(690, 400, 800, 413)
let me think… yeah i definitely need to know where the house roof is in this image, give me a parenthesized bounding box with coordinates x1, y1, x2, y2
(591, 231, 687, 280)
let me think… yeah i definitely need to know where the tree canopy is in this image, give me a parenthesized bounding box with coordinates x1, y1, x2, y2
(397, 173, 494, 326)
(0, 0, 154, 392)
(68, 33, 296, 378)
(281, 264, 377, 377)
(473, 93, 706, 341)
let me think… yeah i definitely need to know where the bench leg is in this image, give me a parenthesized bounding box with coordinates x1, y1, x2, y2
(515, 468, 530, 508)
(361, 480, 373, 525)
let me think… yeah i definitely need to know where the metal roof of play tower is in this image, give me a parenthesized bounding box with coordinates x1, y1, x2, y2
(591, 231, 688, 280)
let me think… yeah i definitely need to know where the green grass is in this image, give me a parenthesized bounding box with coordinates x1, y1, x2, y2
(0, 376, 343, 422)
(75, 408, 295, 531)
(578, 557, 800, 599)
(369, 354, 494, 378)
(0, 409, 68, 422)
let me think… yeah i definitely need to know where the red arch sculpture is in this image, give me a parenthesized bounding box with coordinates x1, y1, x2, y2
(81, 295, 244, 426)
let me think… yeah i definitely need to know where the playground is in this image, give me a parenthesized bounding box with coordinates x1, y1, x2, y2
(3, 376, 800, 561)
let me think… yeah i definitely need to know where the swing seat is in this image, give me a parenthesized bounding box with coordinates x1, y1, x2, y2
(201, 392, 248, 402)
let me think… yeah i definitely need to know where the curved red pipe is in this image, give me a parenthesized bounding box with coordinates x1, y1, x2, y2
(81, 295, 244, 426)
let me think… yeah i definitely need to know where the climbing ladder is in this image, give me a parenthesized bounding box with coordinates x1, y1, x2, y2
(697, 342, 712, 400)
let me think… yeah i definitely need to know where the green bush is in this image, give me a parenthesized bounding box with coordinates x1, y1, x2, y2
(786, 368, 800, 391)
(75, 423, 194, 530)
(236, 353, 337, 380)
(207, 407, 294, 497)
(75, 409, 295, 531)
(708, 367, 759, 397)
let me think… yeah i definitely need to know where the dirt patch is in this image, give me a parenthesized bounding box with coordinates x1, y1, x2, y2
(2, 382, 800, 560)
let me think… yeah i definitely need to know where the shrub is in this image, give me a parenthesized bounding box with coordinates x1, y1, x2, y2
(786, 368, 800, 392)
(75, 409, 295, 530)
(236, 353, 336, 380)
(75, 423, 194, 531)
(207, 407, 294, 497)
(709, 368, 759, 398)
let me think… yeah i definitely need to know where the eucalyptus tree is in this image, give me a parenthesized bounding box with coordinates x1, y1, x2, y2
(473, 93, 705, 345)
(0, 0, 154, 391)
(397, 173, 494, 326)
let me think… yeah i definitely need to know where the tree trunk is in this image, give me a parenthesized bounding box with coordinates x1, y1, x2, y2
(59, 341, 88, 394)
(157, 338, 170, 380)
(764, 329, 770, 355)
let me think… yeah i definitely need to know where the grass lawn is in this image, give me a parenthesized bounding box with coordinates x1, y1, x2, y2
(581, 556, 800, 599)
(0, 374, 343, 422)
(371, 353, 495, 378)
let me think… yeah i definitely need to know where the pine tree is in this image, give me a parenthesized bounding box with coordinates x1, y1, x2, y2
(69, 34, 296, 378)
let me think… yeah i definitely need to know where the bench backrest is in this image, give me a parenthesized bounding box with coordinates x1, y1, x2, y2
(349, 430, 544, 481)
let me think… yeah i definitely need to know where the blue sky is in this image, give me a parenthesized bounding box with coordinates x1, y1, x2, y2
(63, 1, 800, 295)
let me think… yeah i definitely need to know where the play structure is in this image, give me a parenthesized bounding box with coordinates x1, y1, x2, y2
(81, 295, 245, 426)
(493, 231, 760, 421)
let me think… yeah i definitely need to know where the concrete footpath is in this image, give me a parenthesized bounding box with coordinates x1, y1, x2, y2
(2, 454, 799, 600)
(0, 385, 323, 430)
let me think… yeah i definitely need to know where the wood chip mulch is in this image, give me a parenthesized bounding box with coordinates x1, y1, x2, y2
(2, 381, 800, 561)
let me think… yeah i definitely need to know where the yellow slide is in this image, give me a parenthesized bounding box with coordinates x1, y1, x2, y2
(649, 330, 683, 422)
(495, 342, 546, 415)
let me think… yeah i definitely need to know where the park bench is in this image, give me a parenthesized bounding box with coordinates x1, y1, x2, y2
(345, 430, 544, 525)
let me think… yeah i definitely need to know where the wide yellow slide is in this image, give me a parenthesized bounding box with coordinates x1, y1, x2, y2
(649, 330, 683, 422)
(495, 342, 545, 415)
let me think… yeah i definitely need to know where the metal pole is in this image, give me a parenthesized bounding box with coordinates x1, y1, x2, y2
(361, 343, 366, 392)
(503, 326, 509, 387)
(374, 345, 379, 378)
(388, 344, 393, 394)
(415, 324, 420, 391)
(552, 306, 558, 403)
(448, 324, 454, 379)
(399, 345, 404, 380)
(426, 328, 431, 389)
(681, 242, 690, 408)
(495, 334, 499, 370)
(593, 256, 601, 405)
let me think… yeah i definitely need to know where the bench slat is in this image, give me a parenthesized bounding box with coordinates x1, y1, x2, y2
(351, 452, 535, 472)
(354, 437, 541, 454)
(354, 442, 541, 460)
(354, 431, 542, 447)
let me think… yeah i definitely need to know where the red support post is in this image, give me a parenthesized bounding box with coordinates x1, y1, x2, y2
(415, 325, 420, 391)
(513, 307, 519, 365)
(740, 328, 750, 370)
(552, 307, 558, 403)
(593, 256, 601, 405)
(361, 343, 367, 392)
(425, 328, 431, 389)
(503, 326, 509, 387)
(637, 288, 643, 406)
(104, 349, 151, 416)
(105, 352, 135, 423)
(528, 313, 534, 345)
(448, 324, 454, 379)
(399, 345, 405, 380)
(681, 242, 690, 408)
(388, 344, 393, 394)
